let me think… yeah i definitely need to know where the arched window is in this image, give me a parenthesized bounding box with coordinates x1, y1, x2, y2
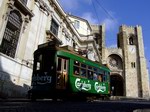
(0, 10, 22, 58)
(129, 37, 134, 45)
(73, 40, 76, 49)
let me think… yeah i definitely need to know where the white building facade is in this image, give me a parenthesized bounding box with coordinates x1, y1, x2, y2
(0, 0, 99, 97)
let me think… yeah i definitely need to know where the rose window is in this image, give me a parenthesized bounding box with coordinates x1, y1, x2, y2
(109, 58, 118, 67)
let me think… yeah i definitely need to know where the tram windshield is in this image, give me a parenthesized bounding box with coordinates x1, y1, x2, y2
(33, 51, 55, 72)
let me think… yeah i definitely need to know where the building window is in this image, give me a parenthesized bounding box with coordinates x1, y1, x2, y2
(0, 10, 22, 58)
(50, 19, 59, 36)
(73, 40, 76, 49)
(129, 37, 134, 45)
(131, 62, 136, 68)
(74, 20, 80, 29)
(65, 35, 70, 41)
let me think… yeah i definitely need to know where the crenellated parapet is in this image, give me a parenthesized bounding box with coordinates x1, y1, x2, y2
(119, 25, 142, 36)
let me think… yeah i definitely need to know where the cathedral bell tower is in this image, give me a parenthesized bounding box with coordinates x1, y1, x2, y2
(91, 24, 105, 63)
(117, 25, 149, 98)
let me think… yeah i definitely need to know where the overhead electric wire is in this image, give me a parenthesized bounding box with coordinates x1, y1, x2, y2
(90, 0, 101, 23)
(94, 0, 115, 21)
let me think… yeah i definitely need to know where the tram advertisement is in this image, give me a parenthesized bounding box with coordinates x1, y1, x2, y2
(71, 77, 109, 94)
(32, 72, 52, 86)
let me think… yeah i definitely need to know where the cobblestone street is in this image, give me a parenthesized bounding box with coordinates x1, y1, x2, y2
(0, 99, 150, 112)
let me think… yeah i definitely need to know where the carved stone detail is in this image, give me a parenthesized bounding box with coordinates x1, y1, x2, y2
(35, 0, 51, 16)
(22, 15, 29, 32)
(7, 0, 15, 8)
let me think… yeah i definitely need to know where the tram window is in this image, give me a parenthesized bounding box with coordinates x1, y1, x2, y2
(106, 72, 109, 81)
(88, 66, 92, 70)
(99, 69, 104, 74)
(98, 74, 103, 82)
(93, 72, 97, 80)
(35, 54, 42, 70)
(88, 70, 93, 80)
(57, 58, 62, 71)
(74, 61, 79, 66)
(94, 68, 97, 72)
(103, 75, 106, 82)
(106, 72, 108, 79)
(103, 72, 107, 82)
(81, 63, 86, 68)
(36, 62, 40, 70)
(42, 52, 54, 71)
(81, 68, 86, 77)
(93, 68, 98, 80)
(64, 60, 67, 70)
(74, 66, 79, 75)
(97, 69, 100, 73)
(107, 72, 110, 80)
(80, 63, 86, 77)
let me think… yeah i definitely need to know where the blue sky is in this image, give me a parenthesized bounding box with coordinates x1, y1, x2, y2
(58, 0, 150, 71)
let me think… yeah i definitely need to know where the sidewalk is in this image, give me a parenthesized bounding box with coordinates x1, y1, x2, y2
(0, 98, 30, 102)
(110, 96, 150, 101)
(1, 96, 150, 102)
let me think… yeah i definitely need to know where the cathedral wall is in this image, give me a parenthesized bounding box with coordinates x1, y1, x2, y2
(118, 25, 150, 98)
(136, 26, 150, 97)
(104, 48, 122, 64)
(125, 45, 139, 97)
(104, 48, 123, 77)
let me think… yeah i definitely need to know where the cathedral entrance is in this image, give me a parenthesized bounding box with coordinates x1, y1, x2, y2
(110, 75, 124, 96)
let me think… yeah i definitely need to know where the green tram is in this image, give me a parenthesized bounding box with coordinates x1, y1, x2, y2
(29, 43, 111, 100)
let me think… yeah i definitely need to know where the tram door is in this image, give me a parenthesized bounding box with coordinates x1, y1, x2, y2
(56, 57, 68, 89)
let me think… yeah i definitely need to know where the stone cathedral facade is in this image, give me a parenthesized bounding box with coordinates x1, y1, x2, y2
(0, 0, 149, 98)
(99, 25, 149, 98)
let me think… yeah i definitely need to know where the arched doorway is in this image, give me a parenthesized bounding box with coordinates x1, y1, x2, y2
(111, 75, 124, 96)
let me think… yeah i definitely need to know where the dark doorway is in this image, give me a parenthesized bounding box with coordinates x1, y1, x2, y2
(111, 75, 124, 96)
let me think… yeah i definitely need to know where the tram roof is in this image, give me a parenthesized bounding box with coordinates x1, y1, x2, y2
(36, 42, 110, 71)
